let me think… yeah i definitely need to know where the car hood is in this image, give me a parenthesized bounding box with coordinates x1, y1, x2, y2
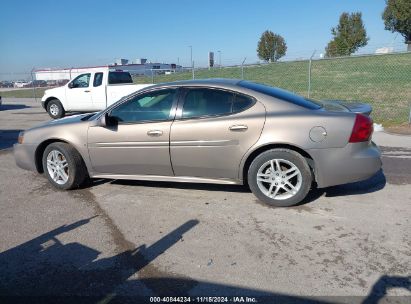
(321, 100, 372, 116)
(30, 113, 94, 130)
(44, 87, 60, 94)
(42, 86, 64, 100)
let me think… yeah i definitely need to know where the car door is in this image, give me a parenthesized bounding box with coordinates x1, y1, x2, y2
(66, 73, 93, 111)
(170, 87, 266, 180)
(87, 88, 178, 176)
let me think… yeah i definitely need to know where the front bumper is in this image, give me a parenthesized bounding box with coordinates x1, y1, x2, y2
(14, 143, 37, 172)
(308, 141, 382, 188)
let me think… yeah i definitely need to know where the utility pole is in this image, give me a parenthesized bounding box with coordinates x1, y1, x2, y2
(192, 61, 195, 80)
(188, 46, 193, 69)
(30, 68, 37, 102)
(241, 57, 247, 79)
(218, 50, 221, 69)
(308, 50, 316, 98)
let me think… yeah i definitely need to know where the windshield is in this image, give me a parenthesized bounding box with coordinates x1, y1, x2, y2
(238, 81, 322, 110)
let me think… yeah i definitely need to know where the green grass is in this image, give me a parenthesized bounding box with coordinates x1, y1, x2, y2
(135, 53, 411, 126)
(0, 88, 47, 98)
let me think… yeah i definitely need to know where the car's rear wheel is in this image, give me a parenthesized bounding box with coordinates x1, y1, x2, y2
(47, 99, 65, 119)
(42, 142, 88, 190)
(248, 149, 312, 207)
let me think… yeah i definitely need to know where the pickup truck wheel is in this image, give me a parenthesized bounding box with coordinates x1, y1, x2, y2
(47, 99, 65, 119)
(42, 142, 89, 190)
(248, 149, 312, 207)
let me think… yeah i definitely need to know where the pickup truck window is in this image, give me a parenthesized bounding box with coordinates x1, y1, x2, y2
(108, 72, 133, 85)
(71, 73, 91, 88)
(110, 89, 176, 123)
(93, 73, 103, 87)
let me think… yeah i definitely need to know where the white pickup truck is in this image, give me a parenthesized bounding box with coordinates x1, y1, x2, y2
(41, 69, 151, 118)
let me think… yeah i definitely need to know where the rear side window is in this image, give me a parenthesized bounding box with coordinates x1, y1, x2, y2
(108, 72, 133, 84)
(233, 94, 254, 112)
(182, 88, 254, 119)
(93, 72, 103, 87)
(182, 89, 232, 118)
(238, 80, 322, 110)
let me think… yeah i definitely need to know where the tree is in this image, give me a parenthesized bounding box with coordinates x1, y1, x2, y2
(257, 31, 287, 62)
(382, 0, 411, 51)
(325, 12, 369, 57)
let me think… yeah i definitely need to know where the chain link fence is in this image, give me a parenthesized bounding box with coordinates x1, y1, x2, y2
(1, 52, 410, 126)
(133, 52, 411, 126)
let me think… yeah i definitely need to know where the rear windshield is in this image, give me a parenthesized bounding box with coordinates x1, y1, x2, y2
(238, 81, 322, 110)
(108, 72, 133, 84)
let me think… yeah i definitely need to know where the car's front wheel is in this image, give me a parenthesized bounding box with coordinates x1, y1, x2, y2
(42, 142, 88, 190)
(248, 149, 312, 207)
(47, 99, 65, 119)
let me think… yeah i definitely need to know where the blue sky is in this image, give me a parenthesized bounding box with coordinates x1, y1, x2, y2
(0, 0, 405, 74)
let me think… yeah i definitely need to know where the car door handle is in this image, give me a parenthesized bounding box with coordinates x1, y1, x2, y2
(84, 90, 90, 92)
(147, 130, 163, 136)
(229, 125, 248, 131)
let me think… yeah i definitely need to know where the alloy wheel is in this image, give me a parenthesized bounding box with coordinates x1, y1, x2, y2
(46, 150, 69, 185)
(256, 158, 302, 200)
(49, 104, 59, 117)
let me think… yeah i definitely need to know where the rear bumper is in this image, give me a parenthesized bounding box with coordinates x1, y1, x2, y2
(14, 143, 37, 172)
(308, 141, 382, 188)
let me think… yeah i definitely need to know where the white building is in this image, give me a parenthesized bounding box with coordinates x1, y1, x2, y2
(114, 58, 129, 65)
(375, 47, 394, 54)
(34, 62, 182, 81)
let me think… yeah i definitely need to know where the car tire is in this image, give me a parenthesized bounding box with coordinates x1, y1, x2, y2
(248, 149, 312, 207)
(47, 99, 65, 119)
(42, 142, 88, 190)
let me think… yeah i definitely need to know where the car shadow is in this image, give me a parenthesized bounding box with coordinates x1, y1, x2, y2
(0, 104, 30, 111)
(109, 170, 386, 202)
(362, 275, 411, 304)
(0, 129, 23, 150)
(110, 179, 251, 193)
(299, 169, 386, 205)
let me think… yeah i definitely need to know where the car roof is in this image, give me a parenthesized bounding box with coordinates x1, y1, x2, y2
(148, 78, 242, 89)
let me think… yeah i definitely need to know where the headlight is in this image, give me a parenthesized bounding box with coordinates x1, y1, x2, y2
(17, 131, 24, 144)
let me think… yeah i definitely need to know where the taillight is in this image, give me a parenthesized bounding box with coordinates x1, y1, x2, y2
(349, 114, 373, 143)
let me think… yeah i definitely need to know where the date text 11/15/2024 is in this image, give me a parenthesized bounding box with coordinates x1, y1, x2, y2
(149, 296, 257, 303)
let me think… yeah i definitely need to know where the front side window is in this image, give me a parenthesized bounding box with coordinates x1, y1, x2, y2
(70, 73, 91, 88)
(182, 88, 234, 118)
(110, 89, 176, 123)
(93, 72, 103, 87)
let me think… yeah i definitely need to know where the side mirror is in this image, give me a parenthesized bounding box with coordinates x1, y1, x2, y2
(99, 113, 107, 127)
(68, 82, 74, 89)
(99, 112, 117, 127)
